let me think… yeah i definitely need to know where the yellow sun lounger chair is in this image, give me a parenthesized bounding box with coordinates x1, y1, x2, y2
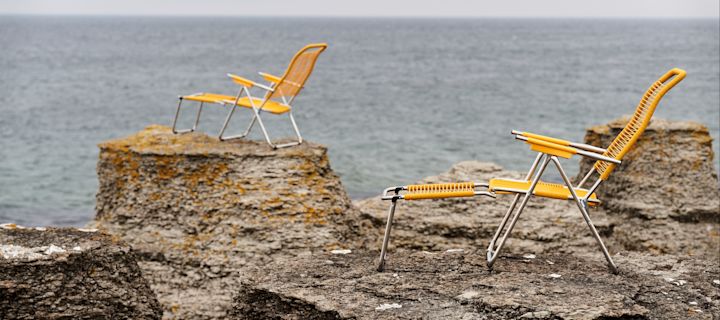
(377, 68, 687, 273)
(172, 43, 328, 148)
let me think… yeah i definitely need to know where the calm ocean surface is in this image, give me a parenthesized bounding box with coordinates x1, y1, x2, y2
(0, 16, 718, 226)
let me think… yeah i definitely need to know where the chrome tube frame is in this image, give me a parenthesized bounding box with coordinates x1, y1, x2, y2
(377, 183, 495, 272)
(572, 142, 607, 154)
(172, 97, 205, 134)
(217, 82, 302, 149)
(486, 154, 551, 268)
(513, 134, 620, 165)
(586, 178, 603, 196)
(510, 130, 607, 154)
(486, 152, 543, 261)
(577, 167, 595, 188)
(550, 156, 617, 273)
(485, 150, 619, 274)
(377, 188, 399, 272)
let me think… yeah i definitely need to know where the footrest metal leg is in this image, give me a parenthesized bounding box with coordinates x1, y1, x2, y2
(377, 198, 398, 272)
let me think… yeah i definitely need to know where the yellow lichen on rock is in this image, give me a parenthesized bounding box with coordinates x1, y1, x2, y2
(91, 125, 368, 319)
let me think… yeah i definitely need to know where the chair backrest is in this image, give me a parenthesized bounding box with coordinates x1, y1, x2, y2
(266, 43, 328, 102)
(594, 68, 686, 180)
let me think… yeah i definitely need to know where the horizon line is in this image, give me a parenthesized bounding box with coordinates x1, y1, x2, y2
(1, 13, 718, 19)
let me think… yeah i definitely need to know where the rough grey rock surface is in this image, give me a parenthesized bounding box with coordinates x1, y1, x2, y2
(0, 224, 161, 319)
(90, 125, 370, 319)
(355, 160, 719, 262)
(231, 250, 720, 319)
(86, 119, 719, 319)
(578, 117, 720, 222)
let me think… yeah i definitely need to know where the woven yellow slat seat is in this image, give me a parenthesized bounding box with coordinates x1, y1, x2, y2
(182, 94, 291, 114)
(489, 178, 599, 205)
(404, 182, 476, 200)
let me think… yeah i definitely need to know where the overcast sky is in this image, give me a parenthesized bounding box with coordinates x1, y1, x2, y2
(1, 0, 718, 17)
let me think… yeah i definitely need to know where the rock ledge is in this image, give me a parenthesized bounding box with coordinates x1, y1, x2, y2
(233, 250, 720, 319)
(0, 225, 161, 319)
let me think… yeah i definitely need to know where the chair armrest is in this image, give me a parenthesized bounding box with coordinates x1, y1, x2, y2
(227, 73, 255, 87)
(258, 72, 282, 83)
(515, 134, 621, 164)
(227, 73, 274, 92)
(512, 130, 606, 153)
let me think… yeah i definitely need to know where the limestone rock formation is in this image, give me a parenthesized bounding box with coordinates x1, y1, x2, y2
(90, 125, 370, 319)
(578, 117, 719, 222)
(0, 224, 161, 319)
(86, 119, 718, 319)
(231, 250, 720, 319)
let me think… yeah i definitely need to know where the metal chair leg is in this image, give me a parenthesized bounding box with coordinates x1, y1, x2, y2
(377, 197, 399, 272)
(215, 87, 299, 149)
(172, 98, 183, 133)
(219, 86, 260, 142)
(487, 155, 550, 269)
(218, 104, 238, 140)
(252, 108, 276, 148)
(487, 153, 544, 259)
(173, 99, 204, 134)
(550, 156, 619, 274)
(289, 112, 302, 144)
(487, 193, 520, 261)
(241, 113, 257, 137)
(219, 108, 260, 142)
(274, 111, 303, 149)
(191, 102, 204, 131)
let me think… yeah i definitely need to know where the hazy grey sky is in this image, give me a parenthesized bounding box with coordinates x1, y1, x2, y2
(1, 0, 718, 17)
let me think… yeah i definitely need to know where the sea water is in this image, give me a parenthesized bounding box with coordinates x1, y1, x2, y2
(0, 16, 718, 226)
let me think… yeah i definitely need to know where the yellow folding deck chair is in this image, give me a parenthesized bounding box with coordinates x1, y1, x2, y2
(172, 43, 328, 148)
(377, 68, 687, 273)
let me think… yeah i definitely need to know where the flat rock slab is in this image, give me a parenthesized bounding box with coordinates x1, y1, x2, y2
(0, 225, 161, 319)
(232, 250, 720, 319)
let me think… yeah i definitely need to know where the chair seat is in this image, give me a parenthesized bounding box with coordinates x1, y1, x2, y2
(489, 178, 599, 205)
(182, 93, 291, 114)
